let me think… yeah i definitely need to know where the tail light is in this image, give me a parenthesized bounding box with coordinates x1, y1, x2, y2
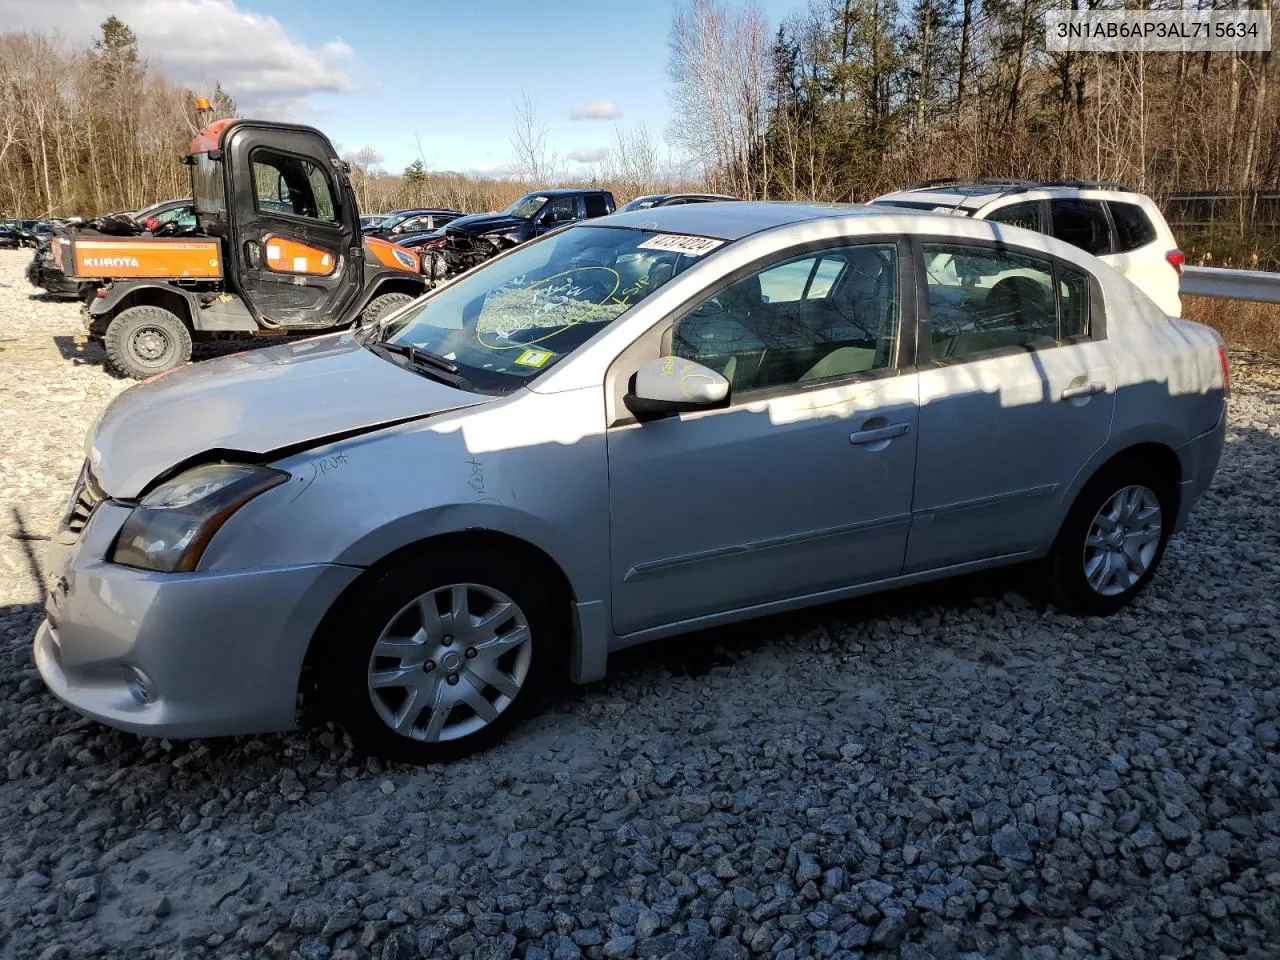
(1166, 249, 1185, 278)
(1218, 345, 1231, 398)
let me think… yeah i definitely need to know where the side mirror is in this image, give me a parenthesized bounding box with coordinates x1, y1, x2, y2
(538, 211, 555, 226)
(392, 225, 404, 234)
(624, 357, 729, 420)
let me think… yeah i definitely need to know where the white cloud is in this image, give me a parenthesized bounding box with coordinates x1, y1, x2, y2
(0, 0, 354, 118)
(567, 147, 609, 164)
(569, 99, 622, 121)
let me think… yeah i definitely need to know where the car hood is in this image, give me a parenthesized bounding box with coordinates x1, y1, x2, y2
(445, 213, 529, 235)
(88, 334, 494, 497)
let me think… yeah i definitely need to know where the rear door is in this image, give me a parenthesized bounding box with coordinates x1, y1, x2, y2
(225, 125, 363, 327)
(907, 238, 1116, 572)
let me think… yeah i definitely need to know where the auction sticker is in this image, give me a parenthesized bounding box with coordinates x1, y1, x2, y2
(637, 234, 725, 256)
(514, 348, 554, 368)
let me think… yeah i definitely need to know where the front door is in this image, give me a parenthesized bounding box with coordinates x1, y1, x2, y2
(607, 240, 920, 636)
(225, 125, 363, 327)
(905, 239, 1116, 572)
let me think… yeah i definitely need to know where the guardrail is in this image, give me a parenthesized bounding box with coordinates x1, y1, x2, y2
(1182, 265, 1280, 304)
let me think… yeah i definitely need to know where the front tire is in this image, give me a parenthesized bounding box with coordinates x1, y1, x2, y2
(1045, 458, 1175, 615)
(316, 544, 560, 763)
(102, 305, 193, 380)
(359, 292, 414, 328)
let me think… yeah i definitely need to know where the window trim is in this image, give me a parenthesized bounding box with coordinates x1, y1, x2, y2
(604, 234, 918, 427)
(247, 145, 340, 226)
(911, 234, 1107, 369)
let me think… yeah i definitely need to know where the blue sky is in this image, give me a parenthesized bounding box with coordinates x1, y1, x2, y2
(210, 0, 799, 176)
(4, 0, 800, 177)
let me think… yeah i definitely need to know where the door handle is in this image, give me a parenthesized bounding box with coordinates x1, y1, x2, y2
(850, 422, 911, 445)
(1061, 381, 1105, 400)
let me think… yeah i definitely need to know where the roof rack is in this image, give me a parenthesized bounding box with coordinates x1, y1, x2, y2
(1036, 179, 1133, 191)
(906, 177, 1033, 190)
(905, 176, 1134, 193)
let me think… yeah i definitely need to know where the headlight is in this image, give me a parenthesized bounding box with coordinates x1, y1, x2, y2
(110, 463, 289, 573)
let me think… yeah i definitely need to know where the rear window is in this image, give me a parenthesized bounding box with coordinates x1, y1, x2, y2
(584, 194, 610, 218)
(1050, 199, 1113, 256)
(985, 201, 1044, 233)
(1108, 201, 1157, 251)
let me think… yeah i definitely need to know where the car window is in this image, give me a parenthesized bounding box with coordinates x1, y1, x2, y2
(1050, 199, 1112, 256)
(434, 214, 458, 228)
(546, 196, 579, 223)
(985, 201, 1044, 233)
(250, 148, 337, 223)
(1108, 201, 1157, 251)
(668, 243, 899, 396)
(398, 216, 430, 233)
(922, 243, 1089, 362)
(583, 194, 609, 218)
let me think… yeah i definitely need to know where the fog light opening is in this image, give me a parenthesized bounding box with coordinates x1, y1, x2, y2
(127, 668, 156, 705)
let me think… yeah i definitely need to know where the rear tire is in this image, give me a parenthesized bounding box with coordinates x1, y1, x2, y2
(360, 292, 414, 328)
(315, 543, 562, 764)
(103, 305, 193, 380)
(1045, 457, 1175, 616)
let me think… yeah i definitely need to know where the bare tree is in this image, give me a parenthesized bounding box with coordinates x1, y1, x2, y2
(509, 91, 558, 183)
(603, 122, 664, 199)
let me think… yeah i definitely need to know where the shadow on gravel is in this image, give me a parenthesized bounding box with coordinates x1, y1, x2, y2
(51, 333, 296, 376)
(602, 563, 1037, 682)
(53, 334, 106, 367)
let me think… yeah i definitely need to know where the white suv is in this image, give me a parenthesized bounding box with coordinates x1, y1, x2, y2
(870, 179, 1184, 316)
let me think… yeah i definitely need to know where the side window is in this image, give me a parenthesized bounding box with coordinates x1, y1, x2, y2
(546, 196, 579, 222)
(1108, 201, 1157, 251)
(1049, 199, 1112, 256)
(583, 194, 609, 218)
(1058, 262, 1091, 339)
(923, 243, 1059, 362)
(668, 243, 899, 396)
(434, 214, 458, 228)
(250, 148, 337, 223)
(985, 201, 1044, 233)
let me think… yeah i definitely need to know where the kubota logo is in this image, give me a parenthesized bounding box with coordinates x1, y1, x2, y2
(84, 256, 140, 268)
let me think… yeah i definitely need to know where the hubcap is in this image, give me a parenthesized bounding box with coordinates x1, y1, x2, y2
(367, 583, 531, 743)
(131, 325, 170, 363)
(1083, 484, 1163, 596)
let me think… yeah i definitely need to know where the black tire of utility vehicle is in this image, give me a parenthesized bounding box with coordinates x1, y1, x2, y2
(316, 543, 561, 764)
(360, 292, 414, 327)
(103, 305, 193, 380)
(1044, 457, 1175, 616)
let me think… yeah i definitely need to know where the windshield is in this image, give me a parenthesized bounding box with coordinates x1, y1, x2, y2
(377, 225, 725, 392)
(620, 197, 660, 212)
(503, 194, 548, 219)
(190, 153, 226, 217)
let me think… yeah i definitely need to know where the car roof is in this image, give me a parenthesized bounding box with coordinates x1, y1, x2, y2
(601, 201, 912, 241)
(531, 188, 609, 197)
(874, 182, 1146, 213)
(386, 208, 460, 216)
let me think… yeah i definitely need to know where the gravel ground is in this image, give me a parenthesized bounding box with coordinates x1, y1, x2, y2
(2, 246, 1280, 960)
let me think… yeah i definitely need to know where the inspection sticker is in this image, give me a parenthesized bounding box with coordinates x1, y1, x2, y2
(636, 234, 725, 257)
(513, 348, 554, 368)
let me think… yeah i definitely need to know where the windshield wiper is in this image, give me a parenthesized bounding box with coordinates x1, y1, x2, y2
(368, 340, 470, 389)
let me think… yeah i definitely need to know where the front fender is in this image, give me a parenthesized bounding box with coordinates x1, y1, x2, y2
(198, 388, 611, 611)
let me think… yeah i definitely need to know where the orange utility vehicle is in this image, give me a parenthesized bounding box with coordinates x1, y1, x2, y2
(53, 118, 428, 379)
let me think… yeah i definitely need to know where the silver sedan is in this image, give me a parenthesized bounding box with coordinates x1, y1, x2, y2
(35, 203, 1228, 762)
